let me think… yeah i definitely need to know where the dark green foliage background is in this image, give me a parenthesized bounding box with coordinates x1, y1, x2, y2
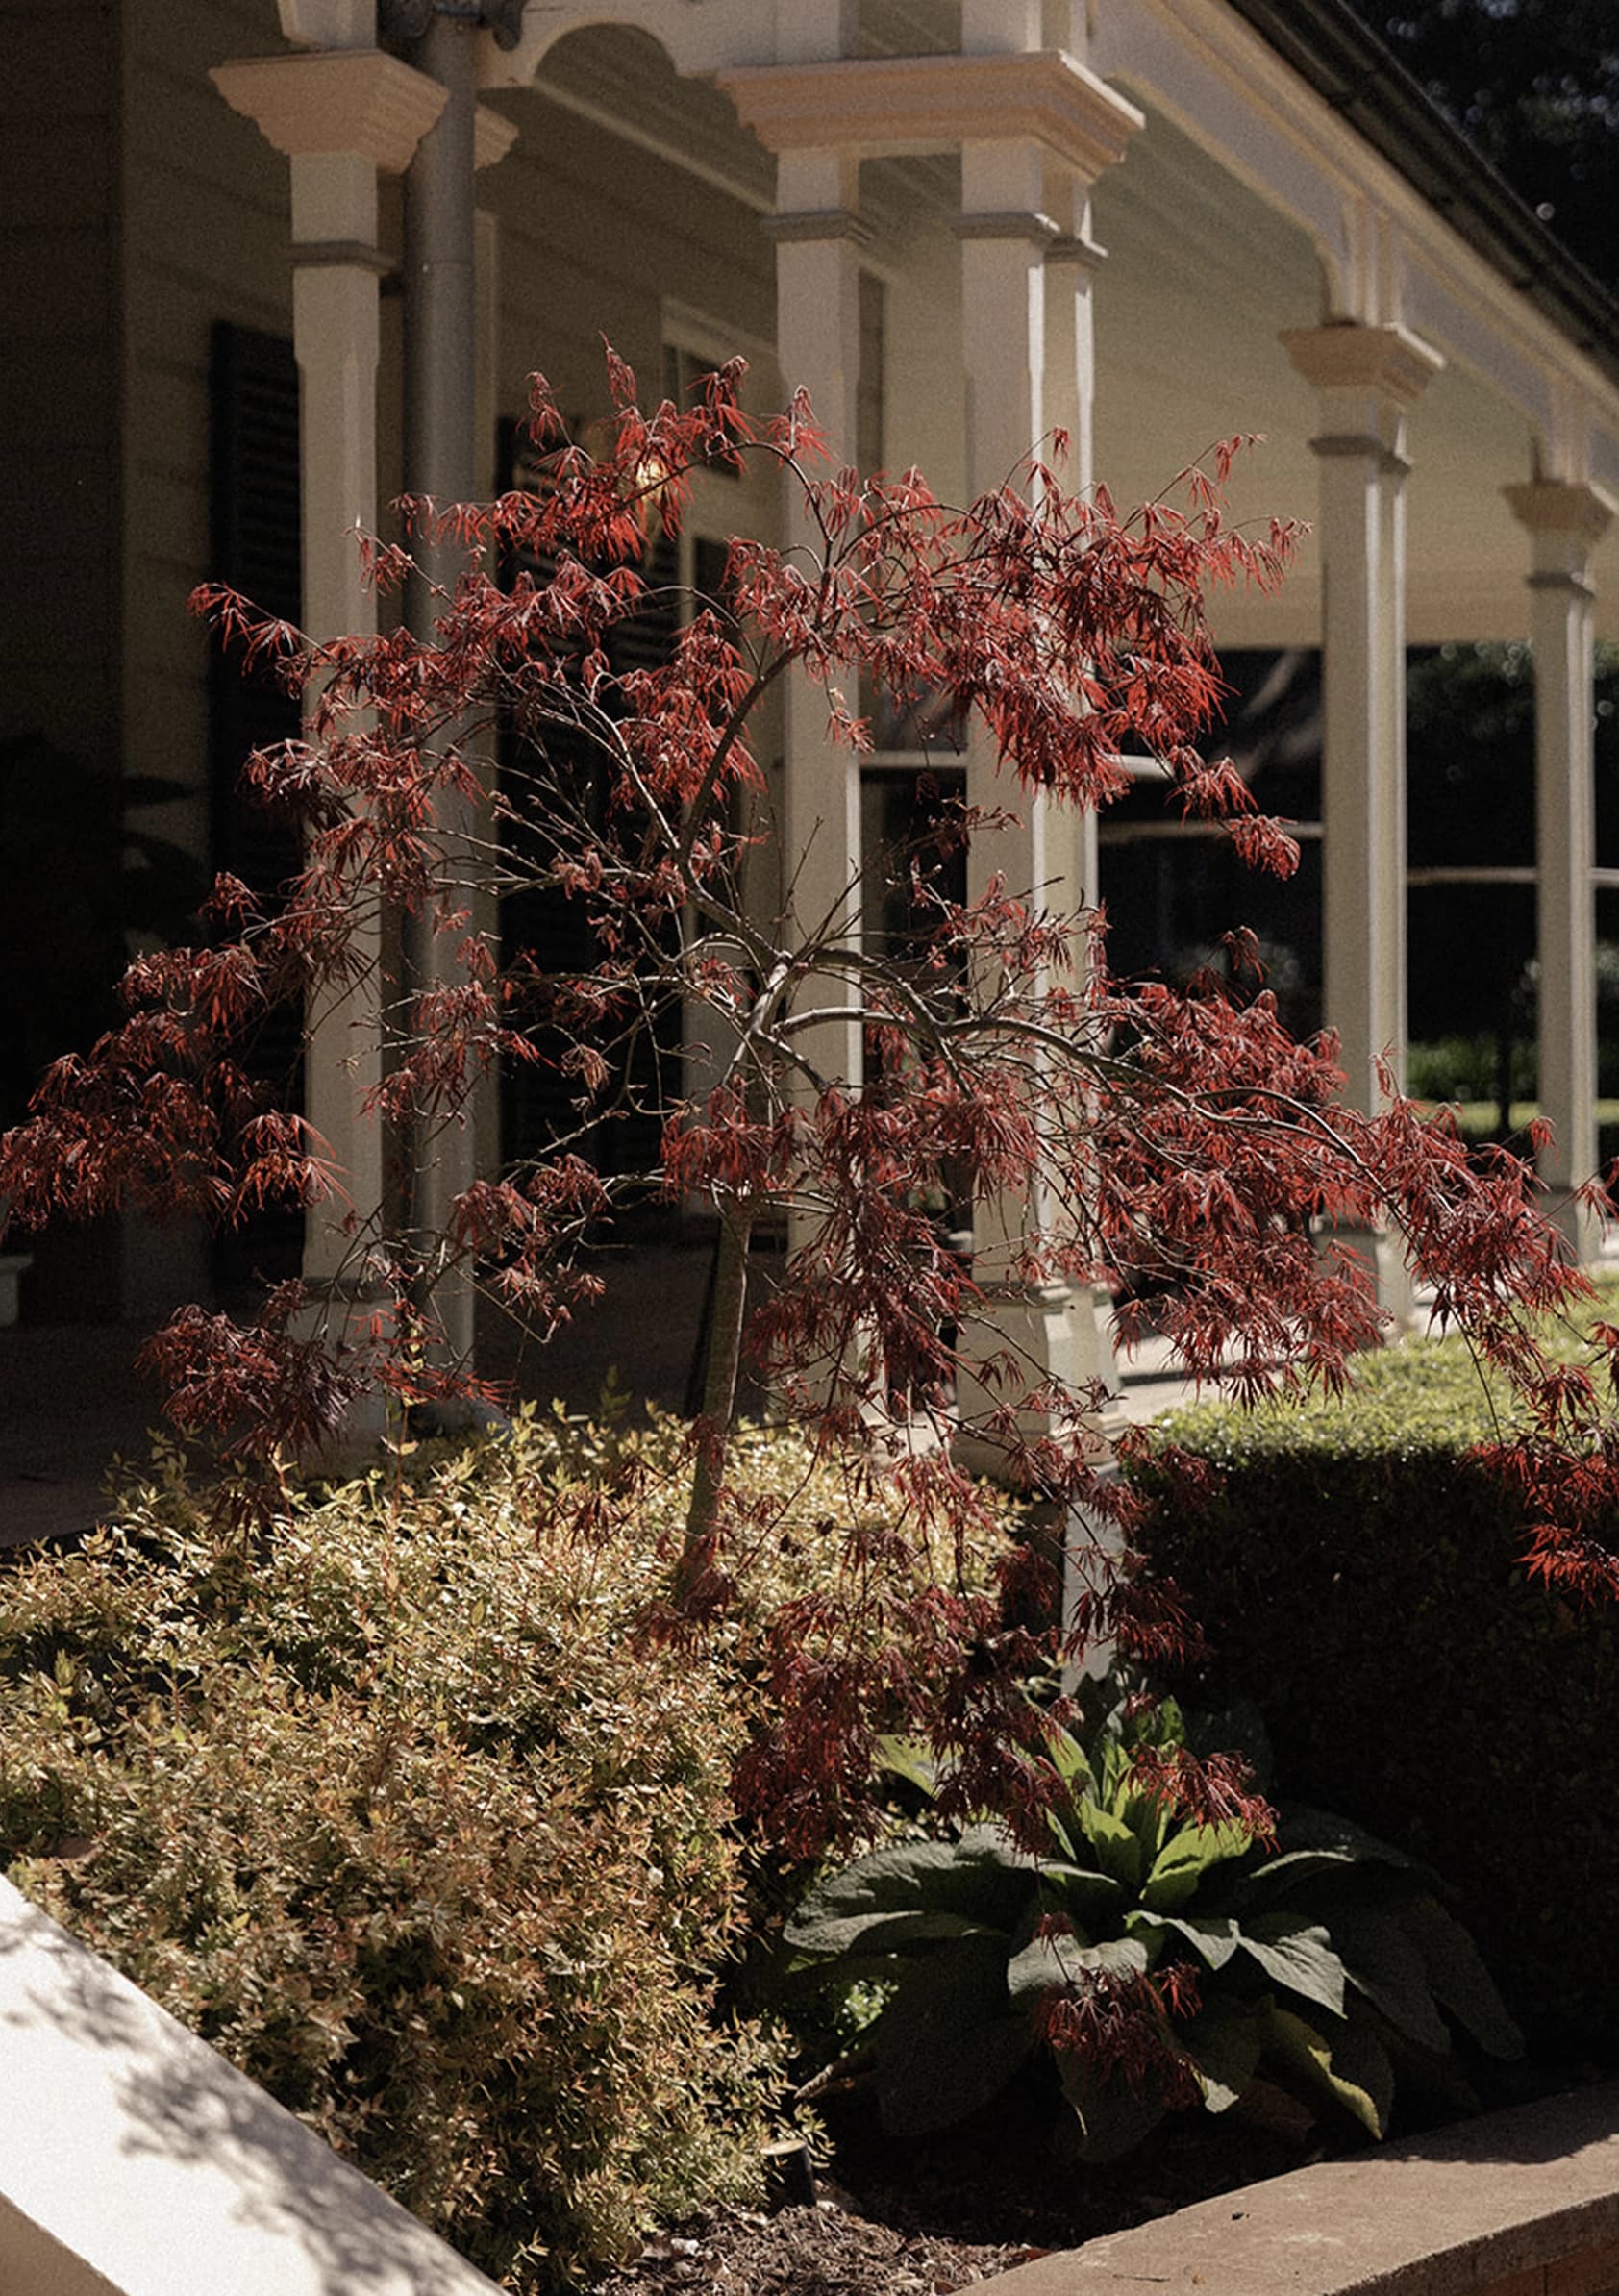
(1129, 1338, 1619, 2056)
(1342, 0, 1617, 287)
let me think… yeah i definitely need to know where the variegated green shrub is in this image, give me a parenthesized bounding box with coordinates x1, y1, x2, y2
(0, 1407, 1003, 2290)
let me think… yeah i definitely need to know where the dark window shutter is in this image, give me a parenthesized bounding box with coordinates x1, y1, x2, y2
(210, 322, 302, 887)
(209, 322, 305, 1284)
(496, 416, 685, 1217)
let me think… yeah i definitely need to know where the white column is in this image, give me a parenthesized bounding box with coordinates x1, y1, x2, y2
(401, 10, 483, 1381)
(954, 131, 1119, 1439)
(767, 148, 867, 1112)
(288, 153, 389, 1294)
(721, 19, 1140, 1435)
(1506, 479, 1613, 1260)
(1042, 169, 1106, 959)
(212, 41, 444, 1430)
(1283, 322, 1441, 1316)
(1283, 324, 1440, 1114)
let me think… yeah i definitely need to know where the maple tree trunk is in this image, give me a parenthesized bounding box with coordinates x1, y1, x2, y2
(684, 1197, 754, 1552)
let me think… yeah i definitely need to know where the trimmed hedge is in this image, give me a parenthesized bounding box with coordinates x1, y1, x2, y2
(0, 1410, 1011, 2290)
(1130, 1331, 1619, 2057)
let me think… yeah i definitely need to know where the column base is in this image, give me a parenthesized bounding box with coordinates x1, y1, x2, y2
(952, 1279, 1121, 1481)
(954, 1279, 1128, 1691)
(1315, 1220, 1414, 1334)
(291, 1276, 398, 1470)
(0, 1253, 32, 1328)
(1545, 1183, 1606, 1271)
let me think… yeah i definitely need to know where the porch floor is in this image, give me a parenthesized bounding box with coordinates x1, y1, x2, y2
(0, 1235, 1496, 1551)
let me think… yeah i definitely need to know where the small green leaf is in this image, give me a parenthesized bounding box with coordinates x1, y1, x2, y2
(1039, 1859, 1127, 1922)
(1045, 1727, 1096, 1796)
(875, 1735, 939, 1798)
(1127, 1908, 1243, 1970)
(1044, 1807, 1080, 1862)
(1057, 2049, 1172, 2163)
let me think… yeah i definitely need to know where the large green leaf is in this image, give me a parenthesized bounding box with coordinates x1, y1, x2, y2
(1140, 1820, 1253, 1911)
(1181, 1998, 1265, 2111)
(1262, 2002, 1394, 2138)
(1399, 1892, 1522, 2059)
(1095, 1744, 1173, 1876)
(784, 1906, 1012, 1958)
(1038, 1859, 1127, 1923)
(1077, 1800, 1144, 1891)
(1238, 1912, 1348, 2017)
(871, 1936, 1034, 2137)
(1056, 2047, 1172, 2163)
(1006, 1931, 1150, 2010)
(1233, 1809, 1432, 1909)
(1327, 1899, 1450, 2053)
(1126, 1793, 1173, 1881)
(785, 1833, 1034, 1956)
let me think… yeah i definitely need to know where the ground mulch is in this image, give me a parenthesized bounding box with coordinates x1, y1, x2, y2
(600, 2087, 1316, 2296)
(599, 2205, 1039, 2296)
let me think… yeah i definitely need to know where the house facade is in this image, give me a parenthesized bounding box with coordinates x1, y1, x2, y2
(4, 0, 1616, 1358)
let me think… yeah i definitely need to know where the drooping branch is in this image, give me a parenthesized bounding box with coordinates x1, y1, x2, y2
(3, 345, 1612, 1863)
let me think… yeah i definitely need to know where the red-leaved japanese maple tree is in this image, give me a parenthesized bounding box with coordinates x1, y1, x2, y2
(3, 350, 1614, 1859)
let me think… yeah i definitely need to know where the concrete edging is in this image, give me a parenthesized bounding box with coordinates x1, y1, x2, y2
(984, 2084, 1619, 2296)
(0, 1876, 503, 2296)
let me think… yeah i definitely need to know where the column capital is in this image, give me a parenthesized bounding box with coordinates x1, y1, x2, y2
(1308, 432, 1411, 481)
(760, 208, 873, 248)
(1281, 321, 1444, 404)
(719, 52, 1142, 186)
(954, 209, 1061, 246)
(1046, 230, 1107, 272)
(1504, 479, 1614, 547)
(212, 48, 446, 172)
(472, 103, 519, 170)
(1507, 480, 1612, 597)
(286, 237, 392, 271)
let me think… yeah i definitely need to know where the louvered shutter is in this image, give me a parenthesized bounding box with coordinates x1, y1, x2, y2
(209, 322, 305, 1284)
